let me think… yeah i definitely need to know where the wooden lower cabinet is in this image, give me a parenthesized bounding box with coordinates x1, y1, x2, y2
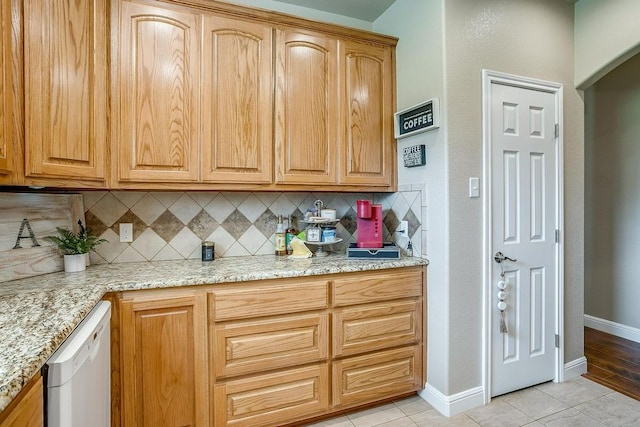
(214, 364, 329, 426)
(112, 266, 425, 427)
(0, 373, 43, 427)
(119, 292, 209, 427)
(331, 267, 424, 410)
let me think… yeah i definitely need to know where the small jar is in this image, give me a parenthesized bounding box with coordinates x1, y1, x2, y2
(202, 241, 215, 261)
(322, 226, 336, 242)
(306, 227, 322, 243)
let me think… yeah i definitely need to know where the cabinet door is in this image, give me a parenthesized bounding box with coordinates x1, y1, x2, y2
(117, 1, 200, 183)
(23, 0, 107, 182)
(0, 374, 43, 427)
(339, 40, 395, 187)
(120, 294, 208, 427)
(275, 29, 338, 184)
(202, 15, 272, 183)
(0, 0, 13, 177)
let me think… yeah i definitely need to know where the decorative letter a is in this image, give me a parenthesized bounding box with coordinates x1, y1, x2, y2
(13, 218, 41, 249)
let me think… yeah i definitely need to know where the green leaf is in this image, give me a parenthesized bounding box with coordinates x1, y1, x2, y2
(44, 220, 108, 255)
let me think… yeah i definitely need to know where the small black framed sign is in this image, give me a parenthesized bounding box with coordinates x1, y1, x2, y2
(394, 98, 440, 139)
(402, 145, 426, 168)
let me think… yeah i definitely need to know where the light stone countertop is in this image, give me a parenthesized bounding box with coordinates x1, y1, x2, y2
(0, 254, 427, 413)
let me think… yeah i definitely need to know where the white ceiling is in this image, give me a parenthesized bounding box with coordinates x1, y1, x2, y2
(273, 0, 396, 22)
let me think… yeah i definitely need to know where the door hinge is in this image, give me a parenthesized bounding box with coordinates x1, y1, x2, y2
(555, 334, 560, 348)
(554, 124, 559, 138)
(555, 229, 559, 243)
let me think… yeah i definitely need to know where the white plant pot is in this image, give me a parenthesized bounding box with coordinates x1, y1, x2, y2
(64, 254, 87, 273)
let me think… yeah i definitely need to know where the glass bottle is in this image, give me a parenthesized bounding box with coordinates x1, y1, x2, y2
(285, 214, 297, 255)
(275, 215, 287, 256)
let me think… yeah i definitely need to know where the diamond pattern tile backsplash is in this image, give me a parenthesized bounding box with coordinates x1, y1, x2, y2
(82, 185, 427, 264)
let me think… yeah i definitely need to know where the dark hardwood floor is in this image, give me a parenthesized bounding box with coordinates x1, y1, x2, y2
(583, 326, 640, 400)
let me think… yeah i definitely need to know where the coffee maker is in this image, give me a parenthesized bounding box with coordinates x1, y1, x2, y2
(356, 199, 383, 248)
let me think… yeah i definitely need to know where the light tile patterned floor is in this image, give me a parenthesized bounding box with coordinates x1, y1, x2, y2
(305, 377, 640, 426)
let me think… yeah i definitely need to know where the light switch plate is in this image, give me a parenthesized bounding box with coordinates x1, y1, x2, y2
(119, 223, 133, 242)
(469, 177, 480, 198)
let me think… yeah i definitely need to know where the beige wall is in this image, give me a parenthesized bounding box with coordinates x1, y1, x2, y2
(218, 0, 373, 30)
(443, 0, 584, 395)
(585, 53, 640, 329)
(575, 0, 640, 88)
(374, 0, 449, 393)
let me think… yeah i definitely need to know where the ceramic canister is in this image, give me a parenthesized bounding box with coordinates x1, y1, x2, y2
(320, 208, 336, 220)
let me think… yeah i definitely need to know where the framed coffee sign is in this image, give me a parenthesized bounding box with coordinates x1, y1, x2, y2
(402, 145, 426, 168)
(394, 98, 440, 139)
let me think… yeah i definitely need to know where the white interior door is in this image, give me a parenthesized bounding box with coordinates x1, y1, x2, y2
(490, 81, 558, 397)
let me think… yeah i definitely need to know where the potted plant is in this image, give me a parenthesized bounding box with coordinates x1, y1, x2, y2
(46, 220, 108, 272)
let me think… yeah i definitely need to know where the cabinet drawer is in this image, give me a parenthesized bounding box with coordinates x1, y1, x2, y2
(210, 280, 329, 321)
(333, 268, 423, 307)
(212, 313, 329, 378)
(214, 364, 329, 427)
(333, 346, 422, 409)
(333, 300, 421, 357)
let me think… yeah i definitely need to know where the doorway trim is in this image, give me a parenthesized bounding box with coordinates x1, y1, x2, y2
(481, 69, 564, 403)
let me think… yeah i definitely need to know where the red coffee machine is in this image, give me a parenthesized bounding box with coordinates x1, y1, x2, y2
(356, 199, 383, 248)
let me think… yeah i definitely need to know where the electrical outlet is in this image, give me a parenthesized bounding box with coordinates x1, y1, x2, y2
(397, 220, 408, 235)
(119, 223, 133, 242)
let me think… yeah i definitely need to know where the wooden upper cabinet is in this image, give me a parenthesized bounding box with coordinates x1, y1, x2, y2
(111, 0, 396, 190)
(23, 0, 107, 182)
(0, 0, 13, 177)
(201, 16, 273, 183)
(120, 293, 209, 427)
(275, 29, 338, 184)
(116, 1, 200, 183)
(339, 40, 395, 187)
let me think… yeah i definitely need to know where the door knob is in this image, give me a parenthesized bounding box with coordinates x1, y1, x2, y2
(494, 251, 517, 263)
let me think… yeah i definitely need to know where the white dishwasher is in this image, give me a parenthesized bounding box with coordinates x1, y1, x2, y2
(45, 301, 111, 427)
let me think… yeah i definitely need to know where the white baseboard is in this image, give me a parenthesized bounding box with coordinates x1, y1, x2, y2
(584, 314, 640, 344)
(419, 357, 587, 418)
(418, 384, 484, 417)
(564, 356, 587, 379)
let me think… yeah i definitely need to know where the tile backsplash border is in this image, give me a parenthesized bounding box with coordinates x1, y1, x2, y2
(76, 187, 427, 264)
